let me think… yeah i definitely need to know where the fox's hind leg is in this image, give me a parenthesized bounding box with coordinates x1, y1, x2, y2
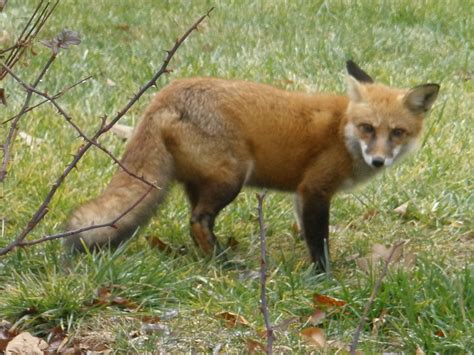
(186, 179, 243, 256)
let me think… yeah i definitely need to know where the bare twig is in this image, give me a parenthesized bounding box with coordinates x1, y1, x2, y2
(0, 0, 59, 80)
(0, 8, 214, 257)
(2, 75, 93, 125)
(257, 191, 274, 354)
(2, 65, 158, 189)
(18, 186, 154, 247)
(0, 54, 57, 182)
(349, 241, 405, 354)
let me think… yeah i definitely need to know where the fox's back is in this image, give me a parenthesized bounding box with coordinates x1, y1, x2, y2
(152, 78, 350, 189)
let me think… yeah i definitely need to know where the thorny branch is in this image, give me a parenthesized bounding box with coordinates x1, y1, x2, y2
(0, 0, 59, 79)
(17, 186, 154, 247)
(0, 54, 57, 182)
(0, 8, 214, 257)
(2, 75, 93, 125)
(349, 241, 406, 354)
(2, 65, 159, 189)
(257, 191, 274, 355)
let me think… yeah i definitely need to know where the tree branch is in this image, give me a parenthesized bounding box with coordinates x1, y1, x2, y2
(2, 65, 159, 189)
(0, 0, 59, 80)
(18, 186, 153, 247)
(0, 54, 57, 182)
(349, 241, 405, 354)
(2, 75, 93, 125)
(257, 191, 274, 354)
(0, 8, 214, 257)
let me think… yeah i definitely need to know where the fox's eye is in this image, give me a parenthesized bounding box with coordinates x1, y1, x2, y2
(359, 123, 374, 134)
(391, 128, 406, 138)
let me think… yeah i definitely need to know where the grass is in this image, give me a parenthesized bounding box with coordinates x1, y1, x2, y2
(1, 0, 473, 352)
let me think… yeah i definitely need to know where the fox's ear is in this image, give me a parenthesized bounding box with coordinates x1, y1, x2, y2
(346, 60, 374, 83)
(346, 75, 365, 102)
(404, 83, 440, 114)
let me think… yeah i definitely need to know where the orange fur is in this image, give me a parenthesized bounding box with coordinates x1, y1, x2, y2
(65, 62, 439, 270)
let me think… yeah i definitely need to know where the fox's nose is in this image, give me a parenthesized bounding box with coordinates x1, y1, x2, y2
(372, 157, 385, 168)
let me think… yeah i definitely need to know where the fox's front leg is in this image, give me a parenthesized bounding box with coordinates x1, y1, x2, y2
(297, 188, 331, 272)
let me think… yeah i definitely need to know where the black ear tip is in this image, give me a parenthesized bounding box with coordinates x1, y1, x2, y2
(346, 60, 356, 72)
(423, 83, 441, 93)
(346, 59, 374, 83)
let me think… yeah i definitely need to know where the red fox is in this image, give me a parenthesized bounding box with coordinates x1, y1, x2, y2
(65, 61, 439, 270)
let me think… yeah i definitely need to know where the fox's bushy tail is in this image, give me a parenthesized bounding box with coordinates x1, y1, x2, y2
(64, 113, 174, 251)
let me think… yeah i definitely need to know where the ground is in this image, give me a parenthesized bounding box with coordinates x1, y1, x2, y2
(0, 0, 472, 353)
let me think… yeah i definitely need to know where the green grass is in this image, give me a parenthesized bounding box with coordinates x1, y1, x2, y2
(1, 0, 473, 352)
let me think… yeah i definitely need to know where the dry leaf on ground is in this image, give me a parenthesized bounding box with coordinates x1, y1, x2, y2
(393, 202, 409, 216)
(215, 311, 249, 328)
(308, 309, 326, 325)
(300, 327, 326, 348)
(5, 332, 48, 355)
(371, 309, 388, 336)
(356, 242, 416, 273)
(0, 321, 17, 352)
(106, 78, 116, 87)
(73, 331, 115, 353)
(246, 338, 266, 353)
(93, 286, 139, 310)
(313, 294, 347, 308)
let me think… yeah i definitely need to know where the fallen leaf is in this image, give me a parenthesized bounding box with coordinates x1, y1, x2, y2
(0, 320, 15, 352)
(0, 330, 15, 352)
(363, 209, 378, 220)
(371, 309, 388, 336)
(5, 332, 48, 355)
(313, 294, 346, 307)
(215, 311, 249, 328)
(435, 329, 446, 337)
(372, 243, 399, 262)
(46, 335, 69, 354)
(106, 78, 116, 87)
(357, 242, 415, 273)
(393, 202, 409, 216)
(246, 338, 266, 353)
(111, 296, 138, 310)
(147, 236, 172, 253)
(75, 331, 114, 353)
(308, 309, 326, 325)
(415, 346, 426, 355)
(140, 315, 161, 324)
(95, 286, 112, 305)
(115, 23, 130, 31)
(300, 327, 326, 349)
(93, 286, 138, 310)
(226, 236, 239, 250)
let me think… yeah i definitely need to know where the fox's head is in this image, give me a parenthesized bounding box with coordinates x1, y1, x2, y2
(344, 60, 439, 169)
